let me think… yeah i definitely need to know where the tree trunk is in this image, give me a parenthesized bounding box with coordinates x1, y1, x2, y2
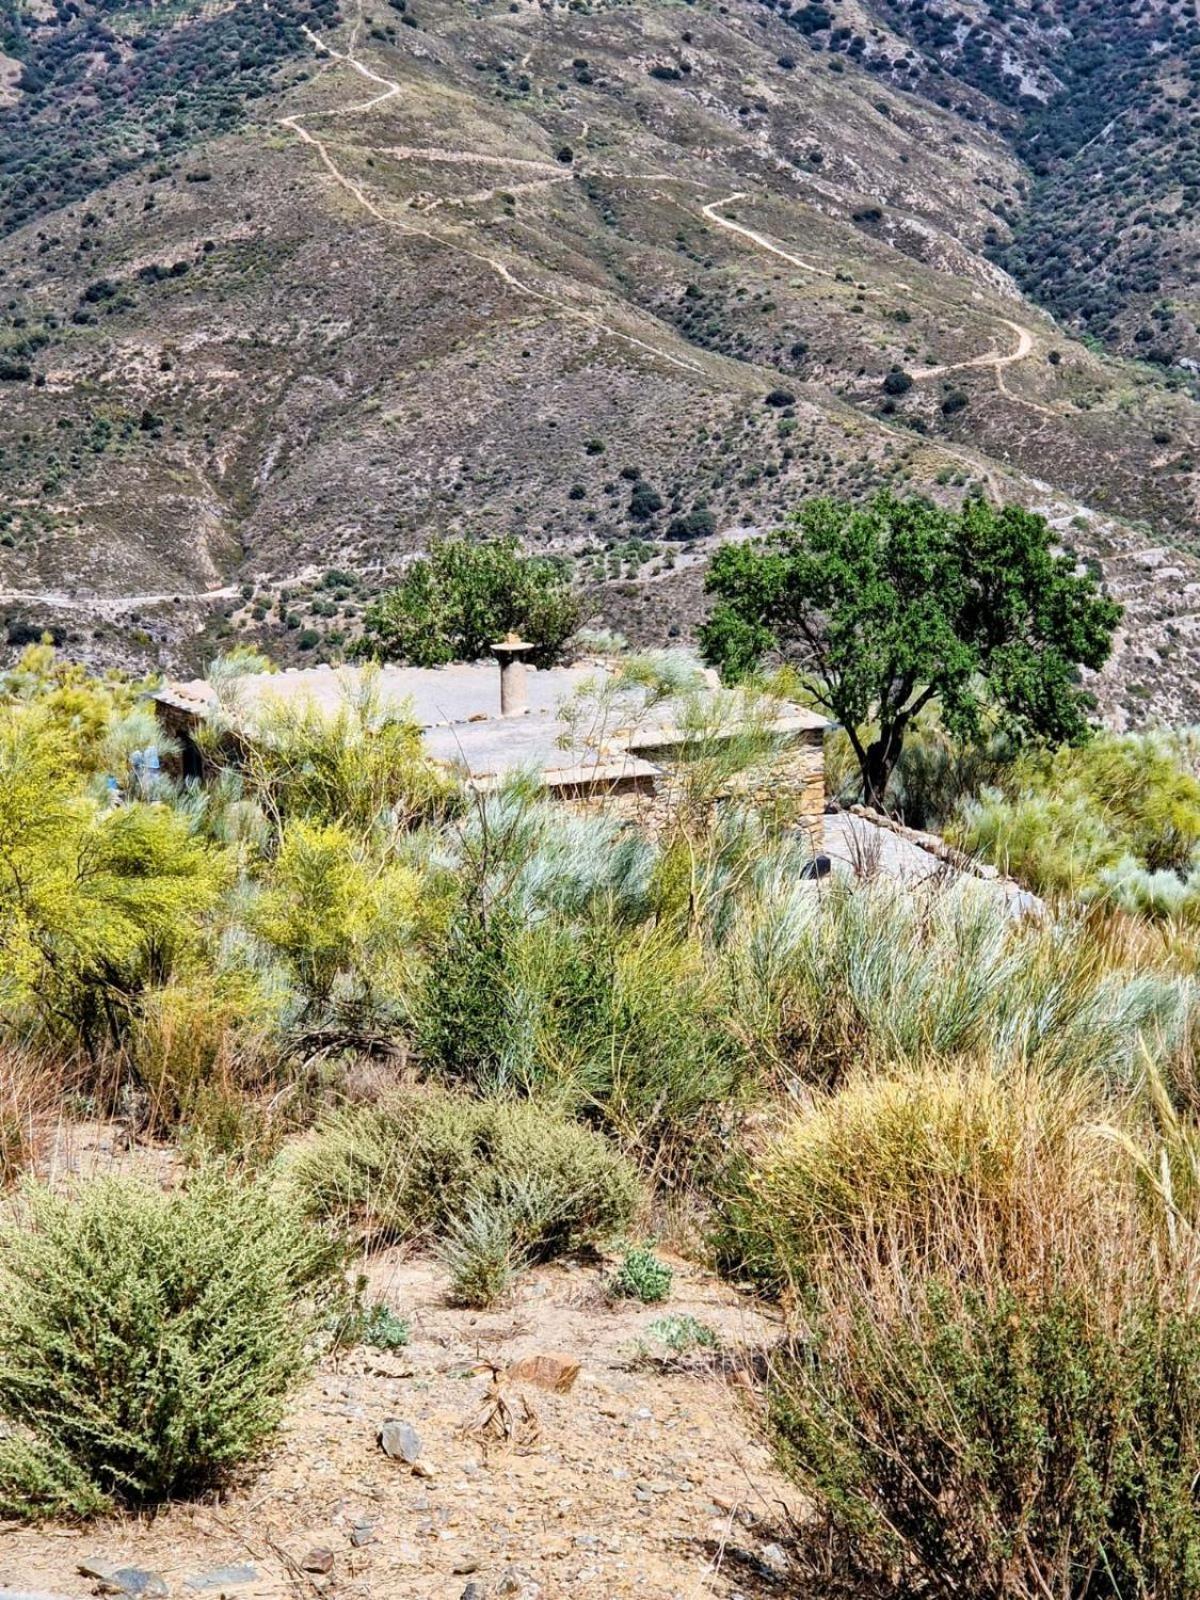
(860, 725, 904, 812)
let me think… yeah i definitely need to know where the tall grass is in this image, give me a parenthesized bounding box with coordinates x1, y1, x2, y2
(734, 1065, 1200, 1597)
(718, 874, 1194, 1088)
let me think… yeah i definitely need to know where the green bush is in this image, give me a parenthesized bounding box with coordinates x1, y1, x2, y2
(770, 1278, 1200, 1599)
(611, 1245, 673, 1303)
(954, 732, 1200, 907)
(290, 1089, 640, 1260)
(0, 1168, 343, 1518)
(439, 1193, 528, 1307)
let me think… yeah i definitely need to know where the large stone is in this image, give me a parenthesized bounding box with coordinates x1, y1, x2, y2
(377, 1418, 422, 1462)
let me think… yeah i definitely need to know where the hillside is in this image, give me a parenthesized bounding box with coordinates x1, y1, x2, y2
(1, 0, 1199, 722)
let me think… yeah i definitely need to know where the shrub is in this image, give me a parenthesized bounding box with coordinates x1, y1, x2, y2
(717, 874, 1191, 1093)
(770, 1270, 1200, 1599)
(0, 707, 226, 1051)
(440, 1194, 527, 1306)
(331, 1294, 410, 1350)
(611, 1245, 673, 1302)
(718, 1065, 1098, 1293)
(952, 732, 1200, 906)
(628, 480, 664, 521)
(206, 666, 459, 835)
(647, 1314, 718, 1354)
(666, 506, 717, 541)
(129, 975, 278, 1132)
(290, 1089, 639, 1259)
(0, 1168, 343, 1518)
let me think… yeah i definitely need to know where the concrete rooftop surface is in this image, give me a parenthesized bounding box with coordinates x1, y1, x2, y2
(154, 660, 606, 730)
(155, 658, 829, 779)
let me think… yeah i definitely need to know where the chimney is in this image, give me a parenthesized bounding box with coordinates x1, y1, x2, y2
(492, 632, 535, 716)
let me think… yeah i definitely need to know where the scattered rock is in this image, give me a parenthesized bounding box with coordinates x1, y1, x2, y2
(760, 1541, 790, 1578)
(460, 1586, 486, 1600)
(452, 1556, 480, 1575)
(507, 1352, 580, 1393)
(78, 1564, 168, 1599)
(350, 1522, 377, 1548)
(378, 1418, 422, 1462)
(182, 1568, 258, 1592)
(495, 1571, 543, 1600)
(300, 1549, 334, 1575)
(410, 1458, 436, 1479)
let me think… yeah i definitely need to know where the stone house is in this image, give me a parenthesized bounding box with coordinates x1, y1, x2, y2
(153, 642, 829, 841)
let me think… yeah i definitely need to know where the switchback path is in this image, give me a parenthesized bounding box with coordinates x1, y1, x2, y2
(700, 192, 1058, 418)
(277, 15, 707, 377)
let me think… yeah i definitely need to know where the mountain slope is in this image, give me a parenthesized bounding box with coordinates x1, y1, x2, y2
(0, 0, 1198, 725)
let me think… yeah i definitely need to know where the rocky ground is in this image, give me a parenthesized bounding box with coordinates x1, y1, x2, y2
(0, 1130, 800, 1600)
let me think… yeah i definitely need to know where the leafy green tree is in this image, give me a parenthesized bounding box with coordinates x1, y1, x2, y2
(699, 493, 1121, 809)
(355, 537, 584, 668)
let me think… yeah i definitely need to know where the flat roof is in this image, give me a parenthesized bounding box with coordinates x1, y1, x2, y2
(154, 658, 829, 781)
(154, 661, 603, 730)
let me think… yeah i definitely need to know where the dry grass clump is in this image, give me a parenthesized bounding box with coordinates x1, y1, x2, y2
(737, 1063, 1200, 1598)
(0, 1046, 60, 1185)
(719, 1063, 1104, 1294)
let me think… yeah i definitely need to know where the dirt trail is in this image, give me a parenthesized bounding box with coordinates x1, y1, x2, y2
(701, 189, 832, 279)
(278, 19, 707, 379)
(910, 317, 1033, 379)
(0, 582, 242, 611)
(701, 192, 1059, 417)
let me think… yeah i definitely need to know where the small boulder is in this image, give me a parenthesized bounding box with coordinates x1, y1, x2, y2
(760, 1541, 790, 1579)
(378, 1418, 422, 1462)
(78, 1565, 168, 1600)
(300, 1549, 334, 1575)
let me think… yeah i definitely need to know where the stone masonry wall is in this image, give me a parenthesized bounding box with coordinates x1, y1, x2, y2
(560, 730, 826, 846)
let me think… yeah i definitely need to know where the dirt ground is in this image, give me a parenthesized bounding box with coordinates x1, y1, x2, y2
(0, 1127, 802, 1600)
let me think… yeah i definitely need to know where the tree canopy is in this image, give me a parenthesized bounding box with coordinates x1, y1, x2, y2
(699, 492, 1122, 808)
(355, 536, 584, 669)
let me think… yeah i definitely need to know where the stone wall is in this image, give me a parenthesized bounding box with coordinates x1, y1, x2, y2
(557, 730, 826, 845)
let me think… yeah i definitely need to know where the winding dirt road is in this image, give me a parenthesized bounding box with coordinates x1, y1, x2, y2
(700, 191, 1056, 413)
